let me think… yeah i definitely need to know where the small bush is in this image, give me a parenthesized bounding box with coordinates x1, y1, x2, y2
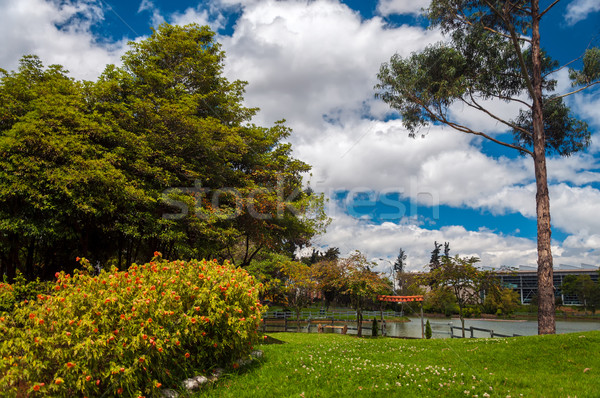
(425, 320, 432, 339)
(0, 256, 264, 397)
(371, 318, 378, 337)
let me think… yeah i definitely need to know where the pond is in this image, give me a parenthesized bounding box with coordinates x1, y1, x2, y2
(385, 317, 600, 339)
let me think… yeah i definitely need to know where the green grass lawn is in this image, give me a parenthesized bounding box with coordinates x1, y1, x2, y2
(198, 331, 600, 397)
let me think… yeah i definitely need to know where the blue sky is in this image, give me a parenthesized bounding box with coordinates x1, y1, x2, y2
(1, 0, 600, 273)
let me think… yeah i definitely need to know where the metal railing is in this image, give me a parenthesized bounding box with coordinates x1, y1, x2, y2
(450, 325, 521, 339)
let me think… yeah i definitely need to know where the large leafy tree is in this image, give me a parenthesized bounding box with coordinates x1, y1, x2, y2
(280, 260, 317, 331)
(0, 24, 327, 279)
(376, 0, 600, 334)
(561, 274, 600, 314)
(337, 252, 392, 337)
(423, 255, 500, 337)
(0, 56, 149, 280)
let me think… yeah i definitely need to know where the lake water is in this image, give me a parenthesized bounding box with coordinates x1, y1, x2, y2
(384, 317, 600, 339)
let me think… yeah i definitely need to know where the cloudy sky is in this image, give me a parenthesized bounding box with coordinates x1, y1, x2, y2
(1, 0, 599, 273)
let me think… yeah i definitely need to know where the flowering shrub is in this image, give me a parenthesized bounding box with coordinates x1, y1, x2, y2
(0, 273, 53, 313)
(0, 281, 15, 313)
(0, 255, 264, 397)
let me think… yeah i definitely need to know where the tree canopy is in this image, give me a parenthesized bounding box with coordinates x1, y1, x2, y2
(0, 24, 327, 280)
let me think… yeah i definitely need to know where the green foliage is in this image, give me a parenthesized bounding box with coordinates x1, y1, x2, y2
(484, 287, 521, 316)
(0, 273, 52, 313)
(562, 275, 600, 313)
(0, 280, 15, 313)
(512, 96, 590, 156)
(312, 259, 344, 309)
(423, 286, 458, 317)
(0, 257, 264, 397)
(422, 255, 500, 336)
(371, 318, 378, 337)
(425, 320, 432, 339)
(337, 253, 392, 336)
(570, 47, 600, 86)
(280, 260, 316, 329)
(246, 252, 289, 304)
(0, 24, 328, 280)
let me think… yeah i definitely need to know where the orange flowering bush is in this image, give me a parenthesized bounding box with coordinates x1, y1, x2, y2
(0, 256, 264, 397)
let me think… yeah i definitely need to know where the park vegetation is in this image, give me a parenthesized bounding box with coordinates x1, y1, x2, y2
(0, 23, 327, 282)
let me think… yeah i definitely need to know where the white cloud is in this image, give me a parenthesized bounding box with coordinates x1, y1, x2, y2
(137, 0, 165, 27)
(0, 0, 126, 80)
(218, 0, 443, 135)
(565, 0, 600, 25)
(376, 0, 431, 17)
(317, 201, 539, 272)
(170, 5, 225, 31)
(295, 119, 531, 212)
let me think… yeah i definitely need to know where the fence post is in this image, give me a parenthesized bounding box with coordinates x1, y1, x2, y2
(420, 303, 424, 339)
(470, 327, 474, 338)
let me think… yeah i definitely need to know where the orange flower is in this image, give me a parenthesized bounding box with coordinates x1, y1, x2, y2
(117, 388, 123, 394)
(155, 382, 162, 388)
(86, 376, 92, 381)
(185, 353, 190, 358)
(66, 362, 75, 368)
(33, 385, 40, 391)
(29, 313, 35, 319)
(213, 343, 218, 348)
(139, 357, 145, 363)
(55, 378, 63, 385)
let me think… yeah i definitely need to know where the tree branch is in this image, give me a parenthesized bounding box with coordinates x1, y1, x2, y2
(463, 92, 532, 137)
(550, 81, 600, 100)
(540, 0, 561, 19)
(480, 1, 535, 100)
(480, 90, 532, 109)
(412, 96, 533, 156)
(445, 118, 533, 156)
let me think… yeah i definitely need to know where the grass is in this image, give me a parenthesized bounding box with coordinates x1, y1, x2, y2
(197, 331, 600, 397)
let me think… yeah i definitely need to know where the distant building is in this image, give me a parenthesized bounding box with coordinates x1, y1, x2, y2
(487, 264, 599, 305)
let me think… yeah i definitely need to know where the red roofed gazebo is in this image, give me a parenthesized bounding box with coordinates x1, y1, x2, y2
(377, 295, 425, 338)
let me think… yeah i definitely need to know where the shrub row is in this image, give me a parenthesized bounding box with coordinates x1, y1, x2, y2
(0, 255, 264, 397)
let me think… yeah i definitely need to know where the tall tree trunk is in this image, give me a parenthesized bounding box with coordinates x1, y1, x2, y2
(531, 0, 555, 335)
